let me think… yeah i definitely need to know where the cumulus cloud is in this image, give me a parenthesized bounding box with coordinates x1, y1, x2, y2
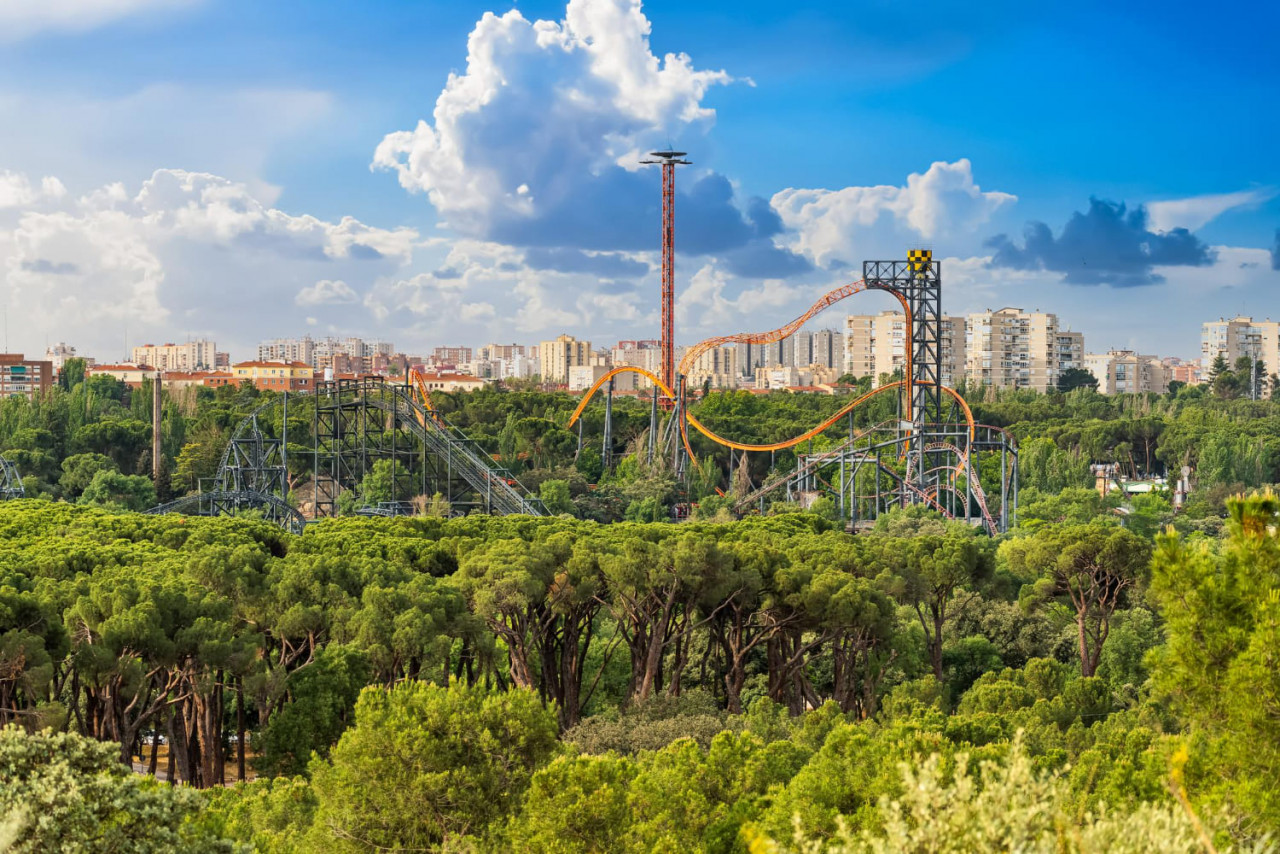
(0, 168, 416, 356)
(986, 198, 1215, 287)
(1146, 188, 1275, 232)
(296, 279, 358, 306)
(772, 159, 1015, 269)
(373, 0, 791, 260)
(0, 0, 199, 41)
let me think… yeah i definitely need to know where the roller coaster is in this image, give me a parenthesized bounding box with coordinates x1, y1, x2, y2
(570, 252, 1018, 533)
(145, 373, 544, 531)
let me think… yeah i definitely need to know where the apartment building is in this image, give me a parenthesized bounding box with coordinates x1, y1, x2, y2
(45, 342, 78, 374)
(791, 329, 846, 371)
(131, 340, 217, 372)
(0, 354, 54, 399)
(258, 336, 316, 366)
(844, 312, 966, 387)
(230, 361, 314, 392)
(1084, 350, 1169, 394)
(87, 363, 154, 388)
(1163, 357, 1203, 386)
(684, 345, 739, 389)
(611, 343, 661, 389)
(1202, 317, 1280, 377)
(477, 343, 527, 362)
(431, 346, 473, 366)
(965, 308, 1082, 392)
(539, 335, 592, 385)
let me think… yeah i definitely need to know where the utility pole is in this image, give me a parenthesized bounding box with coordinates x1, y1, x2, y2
(640, 150, 690, 403)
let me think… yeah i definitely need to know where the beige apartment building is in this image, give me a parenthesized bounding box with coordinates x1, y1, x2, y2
(844, 311, 966, 387)
(611, 343, 661, 389)
(539, 334, 592, 385)
(683, 345, 739, 389)
(965, 308, 1083, 392)
(1084, 350, 1169, 394)
(131, 340, 218, 372)
(1202, 317, 1280, 377)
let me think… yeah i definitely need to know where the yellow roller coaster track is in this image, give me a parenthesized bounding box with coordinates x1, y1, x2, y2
(567, 367, 975, 454)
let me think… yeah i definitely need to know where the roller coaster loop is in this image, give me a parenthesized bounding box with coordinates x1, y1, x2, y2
(567, 366, 975, 455)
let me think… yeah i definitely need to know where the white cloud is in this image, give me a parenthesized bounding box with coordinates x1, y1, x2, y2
(372, 0, 734, 243)
(0, 0, 200, 42)
(1146, 188, 1276, 233)
(296, 279, 358, 306)
(0, 168, 416, 357)
(772, 159, 1016, 269)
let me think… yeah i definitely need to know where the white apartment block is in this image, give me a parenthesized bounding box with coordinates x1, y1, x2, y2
(45, 342, 77, 372)
(1084, 350, 1169, 394)
(965, 308, 1082, 393)
(478, 343, 527, 362)
(1202, 317, 1280, 377)
(132, 340, 218, 372)
(844, 312, 966, 387)
(258, 335, 315, 366)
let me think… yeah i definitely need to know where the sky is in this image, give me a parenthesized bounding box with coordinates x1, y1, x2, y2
(0, 0, 1277, 362)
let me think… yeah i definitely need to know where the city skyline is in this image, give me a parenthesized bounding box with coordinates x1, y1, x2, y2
(0, 0, 1276, 360)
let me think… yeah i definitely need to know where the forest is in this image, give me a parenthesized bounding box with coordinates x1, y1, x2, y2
(1, 370, 1279, 851)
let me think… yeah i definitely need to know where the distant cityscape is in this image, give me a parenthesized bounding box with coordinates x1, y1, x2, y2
(2, 309, 1275, 401)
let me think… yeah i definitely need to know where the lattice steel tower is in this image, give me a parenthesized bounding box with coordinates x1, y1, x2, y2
(641, 150, 690, 396)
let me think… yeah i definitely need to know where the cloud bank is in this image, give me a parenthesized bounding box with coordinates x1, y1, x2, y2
(986, 198, 1215, 287)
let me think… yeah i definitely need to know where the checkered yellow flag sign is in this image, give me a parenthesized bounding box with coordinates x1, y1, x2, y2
(908, 249, 932, 274)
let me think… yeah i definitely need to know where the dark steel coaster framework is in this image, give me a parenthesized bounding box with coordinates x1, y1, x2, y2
(146, 398, 307, 533)
(0, 457, 25, 500)
(312, 377, 544, 519)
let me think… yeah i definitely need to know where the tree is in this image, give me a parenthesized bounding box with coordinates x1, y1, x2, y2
(58, 357, 87, 390)
(78, 469, 157, 511)
(505, 754, 637, 852)
(1057, 367, 1099, 393)
(0, 725, 234, 853)
(1003, 524, 1151, 677)
(540, 479, 575, 515)
(58, 452, 117, 499)
(255, 645, 370, 778)
(1150, 491, 1280, 828)
(870, 515, 993, 681)
(357, 459, 413, 506)
(308, 681, 558, 851)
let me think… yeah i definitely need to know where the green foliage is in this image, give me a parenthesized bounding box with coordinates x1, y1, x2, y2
(0, 725, 234, 853)
(752, 738, 1222, 854)
(540, 478, 575, 515)
(255, 644, 370, 778)
(1150, 491, 1280, 832)
(309, 680, 559, 851)
(78, 468, 157, 511)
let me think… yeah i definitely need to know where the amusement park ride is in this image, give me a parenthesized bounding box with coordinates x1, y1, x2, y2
(570, 247, 1018, 534)
(124, 147, 1016, 533)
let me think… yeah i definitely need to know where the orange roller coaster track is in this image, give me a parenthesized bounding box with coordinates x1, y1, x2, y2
(676, 278, 914, 414)
(567, 367, 974, 454)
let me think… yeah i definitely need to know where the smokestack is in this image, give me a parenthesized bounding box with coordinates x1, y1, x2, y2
(152, 371, 162, 482)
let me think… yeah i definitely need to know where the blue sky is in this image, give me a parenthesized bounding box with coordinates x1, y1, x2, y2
(0, 0, 1276, 360)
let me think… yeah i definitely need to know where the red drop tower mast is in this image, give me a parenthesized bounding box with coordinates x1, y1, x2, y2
(641, 150, 690, 398)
